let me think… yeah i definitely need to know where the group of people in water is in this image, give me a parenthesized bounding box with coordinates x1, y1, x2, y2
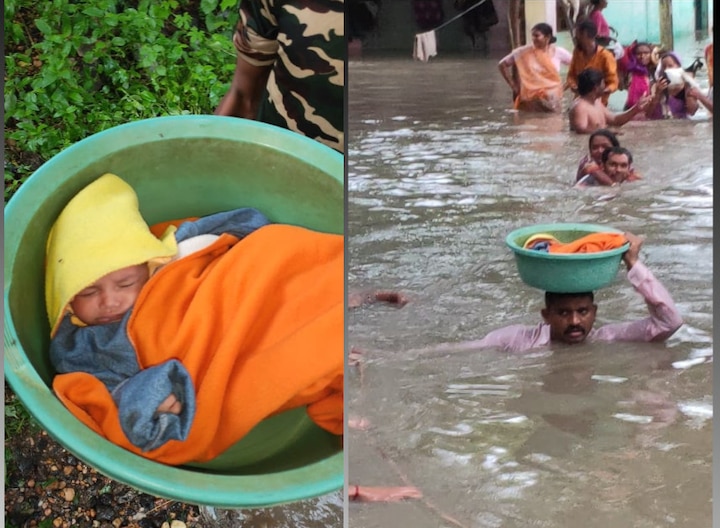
(498, 11, 712, 188)
(348, 6, 710, 507)
(348, 6, 713, 508)
(498, 15, 713, 125)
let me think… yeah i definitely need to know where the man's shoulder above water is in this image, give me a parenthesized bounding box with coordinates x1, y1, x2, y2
(476, 322, 551, 353)
(569, 97, 609, 133)
(477, 261, 682, 353)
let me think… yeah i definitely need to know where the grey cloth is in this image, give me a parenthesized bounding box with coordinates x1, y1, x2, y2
(50, 312, 195, 452)
(51, 311, 140, 392)
(112, 359, 196, 451)
(174, 207, 271, 243)
(49, 207, 272, 451)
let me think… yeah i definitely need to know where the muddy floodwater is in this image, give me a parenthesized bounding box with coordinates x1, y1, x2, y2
(347, 45, 712, 528)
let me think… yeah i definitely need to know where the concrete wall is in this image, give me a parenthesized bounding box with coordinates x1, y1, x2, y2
(355, 0, 712, 56)
(602, 0, 711, 44)
(359, 0, 513, 55)
(523, 0, 556, 43)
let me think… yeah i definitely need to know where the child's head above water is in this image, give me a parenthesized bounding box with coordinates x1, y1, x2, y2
(69, 264, 150, 326)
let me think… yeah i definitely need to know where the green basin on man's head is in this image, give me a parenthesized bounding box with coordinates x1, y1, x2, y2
(506, 223, 630, 293)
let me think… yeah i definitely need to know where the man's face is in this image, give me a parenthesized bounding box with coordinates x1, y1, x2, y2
(603, 153, 631, 183)
(542, 296, 597, 344)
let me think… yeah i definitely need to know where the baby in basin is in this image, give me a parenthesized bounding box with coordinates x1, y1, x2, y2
(48, 174, 344, 463)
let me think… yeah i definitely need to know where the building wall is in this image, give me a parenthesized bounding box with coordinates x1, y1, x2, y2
(355, 0, 712, 56)
(523, 0, 556, 43)
(602, 0, 711, 44)
(359, 0, 513, 55)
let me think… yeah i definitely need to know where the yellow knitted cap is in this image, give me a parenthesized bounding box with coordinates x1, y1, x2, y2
(45, 173, 178, 335)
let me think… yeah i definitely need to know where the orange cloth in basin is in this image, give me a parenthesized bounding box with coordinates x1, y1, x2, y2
(548, 232, 627, 254)
(53, 224, 343, 464)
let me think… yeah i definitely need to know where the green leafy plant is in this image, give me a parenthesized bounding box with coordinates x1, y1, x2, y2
(4, 0, 240, 201)
(4, 1, 241, 468)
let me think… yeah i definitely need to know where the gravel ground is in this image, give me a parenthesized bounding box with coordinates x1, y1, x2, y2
(5, 388, 343, 528)
(5, 388, 201, 528)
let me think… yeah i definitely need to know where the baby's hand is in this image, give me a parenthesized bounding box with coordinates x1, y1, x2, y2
(156, 393, 182, 414)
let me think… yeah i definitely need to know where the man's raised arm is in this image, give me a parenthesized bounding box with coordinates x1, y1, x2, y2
(593, 233, 683, 342)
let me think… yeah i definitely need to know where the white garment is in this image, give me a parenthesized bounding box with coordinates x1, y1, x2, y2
(656, 66, 702, 91)
(174, 234, 220, 260)
(413, 31, 437, 62)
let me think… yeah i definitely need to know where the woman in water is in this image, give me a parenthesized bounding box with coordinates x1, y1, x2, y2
(617, 41, 658, 114)
(586, 0, 612, 46)
(645, 51, 700, 119)
(575, 128, 619, 186)
(575, 129, 641, 186)
(498, 22, 572, 112)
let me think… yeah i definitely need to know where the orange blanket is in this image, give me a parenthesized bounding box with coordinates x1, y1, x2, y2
(53, 224, 343, 464)
(548, 232, 627, 253)
(524, 232, 627, 253)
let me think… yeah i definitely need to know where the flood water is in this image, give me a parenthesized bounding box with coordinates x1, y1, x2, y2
(347, 42, 712, 528)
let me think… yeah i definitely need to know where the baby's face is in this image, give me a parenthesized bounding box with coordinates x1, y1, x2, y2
(69, 264, 149, 325)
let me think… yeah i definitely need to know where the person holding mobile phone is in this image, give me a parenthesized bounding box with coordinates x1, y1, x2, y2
(645, 51, 700, 119)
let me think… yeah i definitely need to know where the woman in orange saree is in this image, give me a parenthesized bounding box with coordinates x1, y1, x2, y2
(498, 23, 572, 112)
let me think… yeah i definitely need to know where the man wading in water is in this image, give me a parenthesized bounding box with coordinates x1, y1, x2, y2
(414, 232, 682, 354)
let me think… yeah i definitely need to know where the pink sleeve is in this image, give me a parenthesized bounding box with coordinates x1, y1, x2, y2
(499, 50, 516, 66)
(406, 324, 550, 355)
(591, 262, 683, 342)
(475, 323, 550, 352)
(588, 11, 610, 37)
(555, 46, 573, 66)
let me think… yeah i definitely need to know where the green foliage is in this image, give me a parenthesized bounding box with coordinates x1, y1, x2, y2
(5, 392, 38, 438)
(4, 0, 240, 200)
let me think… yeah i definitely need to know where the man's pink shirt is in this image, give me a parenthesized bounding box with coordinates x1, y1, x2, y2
(432, 262, 682, 354)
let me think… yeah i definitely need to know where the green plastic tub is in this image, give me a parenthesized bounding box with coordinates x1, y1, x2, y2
(4, 116, 344, 508)
(506, 223, 630, 293)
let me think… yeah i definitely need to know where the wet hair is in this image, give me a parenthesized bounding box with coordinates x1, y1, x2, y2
(601, 146, 633, 165)
(576, 20, 598, 39)
(532, 23, 557, 44)
(590, 0, 603, 5)
(545, 291, 594, 308)
(588, 129, 620, 149)
(576, 68, 604, 96)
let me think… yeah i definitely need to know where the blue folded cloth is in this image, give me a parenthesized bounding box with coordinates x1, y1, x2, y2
(528, 241, 552, 252)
